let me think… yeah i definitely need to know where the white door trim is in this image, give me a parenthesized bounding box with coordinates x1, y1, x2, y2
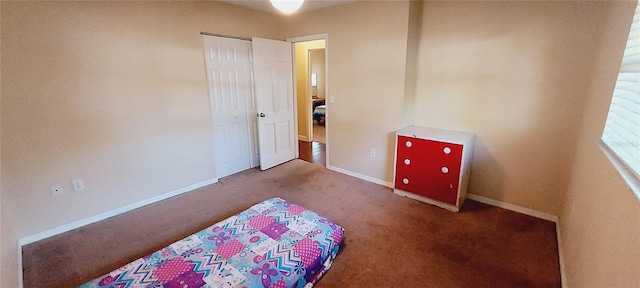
(287, 33, 329, 43)
(306, 49, 315, 143)
(287, 34, 330, 167)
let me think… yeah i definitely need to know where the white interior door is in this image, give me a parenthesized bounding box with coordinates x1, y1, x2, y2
(202, 36, 256, 178)
(252, 37, 296, 170)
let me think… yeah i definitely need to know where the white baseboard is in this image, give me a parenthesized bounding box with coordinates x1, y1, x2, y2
(18, 178, 218, 247)
(556, 220, 567, 288)
(18, 245, 23, 288)
(16, 178, 217, 287)
(466, 193, 559, 222)
(326, 165, 393, 188)
(298, 135, 309, 142)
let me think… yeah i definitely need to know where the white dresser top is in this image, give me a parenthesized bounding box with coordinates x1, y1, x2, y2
(396, 126, 475, 145)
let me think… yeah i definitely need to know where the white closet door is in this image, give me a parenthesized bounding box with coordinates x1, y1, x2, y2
(252, 37, 296, 170)
(202, 36, 254, 178)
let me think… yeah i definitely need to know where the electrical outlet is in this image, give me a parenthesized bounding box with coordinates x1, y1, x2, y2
(72, 179, 85, 192)
(370, 148, 376, 158)
(50, 184, 64, 196)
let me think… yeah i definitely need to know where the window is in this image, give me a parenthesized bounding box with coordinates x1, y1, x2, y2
(601, 1, 640, 197)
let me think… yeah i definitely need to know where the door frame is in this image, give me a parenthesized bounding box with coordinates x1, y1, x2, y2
(287, 33, 330, 167)
(307, 48, 325, 143)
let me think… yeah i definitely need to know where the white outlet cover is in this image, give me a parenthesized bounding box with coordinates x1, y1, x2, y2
(50, 184, 64, 196)
(72, 179, 85, 191)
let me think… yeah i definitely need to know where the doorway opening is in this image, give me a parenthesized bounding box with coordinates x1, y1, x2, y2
(292, 38, 327, 166)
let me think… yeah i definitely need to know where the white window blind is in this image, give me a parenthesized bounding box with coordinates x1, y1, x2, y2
(602, 1, 640, 179)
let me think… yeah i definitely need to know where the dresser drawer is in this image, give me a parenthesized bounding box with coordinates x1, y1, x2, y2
(395, 136, 463, 205)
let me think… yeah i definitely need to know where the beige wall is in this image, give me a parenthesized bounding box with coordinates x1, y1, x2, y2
(294, 40, 325, 141)
(560, 2, 640, 287)
(0, 2, 285, 286)
(402, 0, 424, 128)
(412, 1, 613, 215)
(287, 1, 412, 181)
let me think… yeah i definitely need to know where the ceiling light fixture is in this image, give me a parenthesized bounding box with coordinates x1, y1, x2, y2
(269, 0, 304, 14)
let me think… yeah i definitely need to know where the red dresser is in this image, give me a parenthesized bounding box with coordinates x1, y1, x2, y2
(393, 126, 475, 212)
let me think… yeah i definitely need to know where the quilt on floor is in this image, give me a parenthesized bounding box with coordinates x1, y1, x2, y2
(79, 197, 344, 288)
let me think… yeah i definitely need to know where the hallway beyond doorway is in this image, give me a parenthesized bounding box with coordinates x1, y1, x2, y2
(298, 140, 325, 166)
(313, 123, 325, 143)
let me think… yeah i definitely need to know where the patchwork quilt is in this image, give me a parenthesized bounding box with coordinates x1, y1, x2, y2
(80, 197, 344, 288)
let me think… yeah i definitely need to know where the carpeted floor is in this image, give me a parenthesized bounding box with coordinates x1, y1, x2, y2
(22, 160, 561, 287)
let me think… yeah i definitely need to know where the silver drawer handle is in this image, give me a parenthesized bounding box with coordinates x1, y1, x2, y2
(441, 167, 449, 174)
(405, 141, 412, 148)
(443, 147, 451, 154)
(402, 178, 409, 184)
(404, 159, 411, 165)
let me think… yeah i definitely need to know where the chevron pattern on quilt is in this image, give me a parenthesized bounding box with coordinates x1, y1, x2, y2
(101, 279, 127, 288)
(316, 236, 335, 258)
(114, 262, 158, 285)
(271, 209, 297, 225)
(224, 216, 254, 236)
(265, 243, 302, 276)
(110, 273, 137, 288)
(190, 252, 227, 278)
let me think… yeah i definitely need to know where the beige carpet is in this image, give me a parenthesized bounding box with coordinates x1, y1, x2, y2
(22, 160, 561, 287)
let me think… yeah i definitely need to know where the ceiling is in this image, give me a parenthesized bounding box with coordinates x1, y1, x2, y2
(218, 0, 355, 15)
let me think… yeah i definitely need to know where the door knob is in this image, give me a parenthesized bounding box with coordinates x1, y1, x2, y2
(258, 113, 266, 117)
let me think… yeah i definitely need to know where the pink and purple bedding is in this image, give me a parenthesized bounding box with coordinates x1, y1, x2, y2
(80, 197, 344, 288)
